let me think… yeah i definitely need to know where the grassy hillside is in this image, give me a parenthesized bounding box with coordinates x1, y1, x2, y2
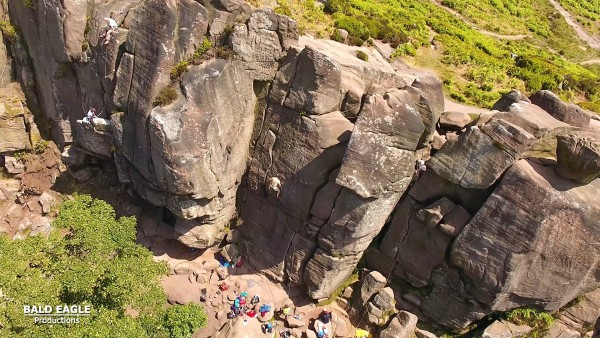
(557, 0, 600, 35)
(249, 0, 600, 112)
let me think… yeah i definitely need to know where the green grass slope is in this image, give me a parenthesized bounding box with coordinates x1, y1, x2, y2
(249, 0, 600, 112)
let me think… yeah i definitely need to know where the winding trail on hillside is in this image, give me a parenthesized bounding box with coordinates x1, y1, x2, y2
(428, 0, 532, 40)
(581, 59, 600, 65)
(548, 0, 600, 50)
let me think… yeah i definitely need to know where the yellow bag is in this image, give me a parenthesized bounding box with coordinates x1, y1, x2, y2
(355, 329, 370, 337)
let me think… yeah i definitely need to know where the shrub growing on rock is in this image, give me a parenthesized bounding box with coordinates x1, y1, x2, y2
(356, 50, 369, 61)
(193, 37, 212, 61)
(170, 61, 190, 81)
(505, 307, 555, 335)
(153, 86, 178, 107)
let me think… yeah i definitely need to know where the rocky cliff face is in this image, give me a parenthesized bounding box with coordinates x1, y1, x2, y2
(2, 0, 599, 333)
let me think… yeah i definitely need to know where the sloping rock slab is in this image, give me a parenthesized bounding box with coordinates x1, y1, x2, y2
(451, 160, 600, 312)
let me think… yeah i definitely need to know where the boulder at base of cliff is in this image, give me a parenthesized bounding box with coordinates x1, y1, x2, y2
(74, 119, 113, 159)
(380, 311, 418, 338)
(0, 84, 32, 154)
(481, 320, 532, 338)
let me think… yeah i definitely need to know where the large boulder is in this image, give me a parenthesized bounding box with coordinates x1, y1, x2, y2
(429, 119, 535, 189)
(530, 90, 590, 128)
(557, 288, 600, 332)
(115, 59, 255, 249)
(492, 89, 530, 112)
(278, 45, 343, 115)
(380, 311, 418, 338)
(0, 114, 31, 154)
(555, 132, 600, 184)
(493, 102, 570, 137)
(4, 156, 25, 175)
(481, 320, 531, 338)
(439, 111, 472, 131)
(451, 160, 600, 312)
(74, 119, 113, 159)
(306, 189, 402, 299)
(0, 179, 21, 201)
(336, 89, 424, 198)
(353, 271, 387, 308)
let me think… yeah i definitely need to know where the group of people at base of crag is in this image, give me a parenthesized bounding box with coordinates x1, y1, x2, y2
(201, 280, 371, 338)
(212, 289, 370, 338)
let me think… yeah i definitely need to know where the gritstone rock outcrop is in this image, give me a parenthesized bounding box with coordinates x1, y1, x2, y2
(4, 0, 599, 334)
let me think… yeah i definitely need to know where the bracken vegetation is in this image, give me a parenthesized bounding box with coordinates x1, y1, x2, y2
(557, 0, 600, 35)
(248, 0, 600, 112)
(0, 196, 207, 337)
(504, 307, 555, 337)
(33, 139, 48, 154)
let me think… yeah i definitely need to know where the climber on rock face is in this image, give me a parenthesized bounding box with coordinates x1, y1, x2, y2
(267, 176, 282, 198)
(100, 14, 119, 45)
(85, 107, 97, 130)
(415, 159, 427, 176)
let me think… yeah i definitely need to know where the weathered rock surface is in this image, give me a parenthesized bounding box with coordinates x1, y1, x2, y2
(429, 119, 535, 189)
(439, 111, 472, 131)
(0, 179, 20, 201)
(452, 160, 600, 312)
(0, 85, 31, 153)
(481, 320, 532, 338)
(336, 89, 423, 198)
(545, 322, 583, 338)
(494, 102, 570, 137)
(530, 90, 590, 128)
(8, 0, 600, 334)
(556, 288, 600, 333)
(61, 146, 87, 167)
(74, 119, 113, 159)
(380, 311, 418, 338)
(0, 114, 30, 153)
(380, 197, 461, 287)
(4, 156, 24, 174)
(555, 132, 600, 184)
(213, 313, 265, 337)
(231, 9, 298, 80)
